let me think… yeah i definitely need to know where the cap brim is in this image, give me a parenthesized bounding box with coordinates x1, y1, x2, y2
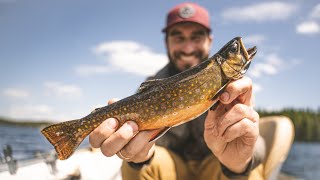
(162, 21, 211, 33)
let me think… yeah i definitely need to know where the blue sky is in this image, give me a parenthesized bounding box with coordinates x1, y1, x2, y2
(0, 0, 319, 122)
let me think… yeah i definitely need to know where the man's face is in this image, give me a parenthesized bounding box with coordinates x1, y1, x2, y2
(166, 22, 212, 72)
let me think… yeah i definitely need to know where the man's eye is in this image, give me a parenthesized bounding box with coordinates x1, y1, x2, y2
(174, 37, 185, 43)
(192, 36, 200, 42)
(192, 36, 203, 42)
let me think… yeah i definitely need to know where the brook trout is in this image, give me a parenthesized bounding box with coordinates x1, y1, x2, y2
(41, 37, 257, 160)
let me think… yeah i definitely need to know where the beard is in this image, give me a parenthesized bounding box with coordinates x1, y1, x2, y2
(167, 50, 209, 74)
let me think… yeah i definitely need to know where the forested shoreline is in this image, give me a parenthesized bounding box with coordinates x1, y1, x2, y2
(258, 108, 320, 142)
(0, 117, 51, 128)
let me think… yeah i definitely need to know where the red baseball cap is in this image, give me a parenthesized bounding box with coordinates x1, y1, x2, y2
(162, 2, 211, 33)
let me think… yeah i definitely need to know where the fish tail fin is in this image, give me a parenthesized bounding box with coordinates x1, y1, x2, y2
(41, 119, 89, 160)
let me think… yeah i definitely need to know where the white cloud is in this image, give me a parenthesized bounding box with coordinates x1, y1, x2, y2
(246, 53, 300, 107)
(296, 21, 320, 34)
(243, 34, 266, 46)
(249, 63, 277, 78)
(265, 53, 283, 67)
(3, 88, 30, 99)
(94, 41, 168, 76)
(222, 2, 297, 23)
(44, 81, 82, 98)
(295, 3, 320, 36)
(8, 104, 53, 121)
(310, 4, 320, 19)
(249, 53, 284, 78)
(76, 41, 168, 77)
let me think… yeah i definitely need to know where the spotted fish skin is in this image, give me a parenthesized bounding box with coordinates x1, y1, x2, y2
(41, 37, 257, 160)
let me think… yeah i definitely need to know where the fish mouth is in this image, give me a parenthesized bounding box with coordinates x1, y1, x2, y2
(240, 46, 257, 74)
(238, 37, 257, 62)
(237, 37, 257, 75)
(217, 37, 258, 78)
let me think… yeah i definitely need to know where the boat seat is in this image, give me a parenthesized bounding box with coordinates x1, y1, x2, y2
(259, 116, 295, 180)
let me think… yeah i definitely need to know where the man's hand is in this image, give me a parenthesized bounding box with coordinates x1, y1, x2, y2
(89, 98, 156, 163)
(204, 76, 259, 173)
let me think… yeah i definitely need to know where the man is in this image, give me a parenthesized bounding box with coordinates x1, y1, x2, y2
(89, 2, 265, 179)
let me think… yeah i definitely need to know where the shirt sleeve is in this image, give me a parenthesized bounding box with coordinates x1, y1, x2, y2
(127, 153, 155, 170)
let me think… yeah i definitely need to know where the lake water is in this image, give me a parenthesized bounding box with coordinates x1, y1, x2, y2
(0, 125, 319, 179)
(282, 142, 320, 179)
(0, 125, 90, 161)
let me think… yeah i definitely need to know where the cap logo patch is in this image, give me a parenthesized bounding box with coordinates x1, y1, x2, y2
(179, 5, 195, 19)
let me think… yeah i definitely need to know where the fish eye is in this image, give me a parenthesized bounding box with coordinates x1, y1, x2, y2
(230, 42, 238, 53)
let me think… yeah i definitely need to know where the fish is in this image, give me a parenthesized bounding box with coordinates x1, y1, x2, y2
(41, 37, 257, 160)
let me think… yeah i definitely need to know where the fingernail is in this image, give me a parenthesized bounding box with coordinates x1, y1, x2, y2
(220, 92, 229, 102)
(126, 121, 139, 133)
(108, 118, 117, 129)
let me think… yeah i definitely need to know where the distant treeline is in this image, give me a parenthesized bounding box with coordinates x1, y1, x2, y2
(258, 108, 320, 142)
(0, 116, 51, 128)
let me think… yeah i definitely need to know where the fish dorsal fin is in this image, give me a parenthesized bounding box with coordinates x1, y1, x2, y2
(138, 79, 163, 92)
(90, 107, 101, 114)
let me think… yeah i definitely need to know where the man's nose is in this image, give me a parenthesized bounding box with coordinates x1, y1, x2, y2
(181, 41, 196, 54)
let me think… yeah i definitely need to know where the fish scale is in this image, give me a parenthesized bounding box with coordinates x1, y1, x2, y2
(41, 37, 257, 160)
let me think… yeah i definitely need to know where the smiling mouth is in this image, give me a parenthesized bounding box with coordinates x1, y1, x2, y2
(179, 55, 197, 61)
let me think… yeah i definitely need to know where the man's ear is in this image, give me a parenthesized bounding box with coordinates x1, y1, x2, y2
(209, 34, 213, 47)
(164, 33, 170, 49)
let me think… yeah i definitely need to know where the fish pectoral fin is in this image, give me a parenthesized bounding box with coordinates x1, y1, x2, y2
(210, 82, 229, 101)
(138, 79, 164, 92)
(149, 127, 171, 142)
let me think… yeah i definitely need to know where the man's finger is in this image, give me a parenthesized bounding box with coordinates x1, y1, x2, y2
(219, 77, 253, 106)
(89, 118, 118, 148)
(221, 118, 258, 143)
(100, 121, 138, 157)
(118, 129, 157, 160)
(108, 98, 119, 105)
(216, 104, 259, 136)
